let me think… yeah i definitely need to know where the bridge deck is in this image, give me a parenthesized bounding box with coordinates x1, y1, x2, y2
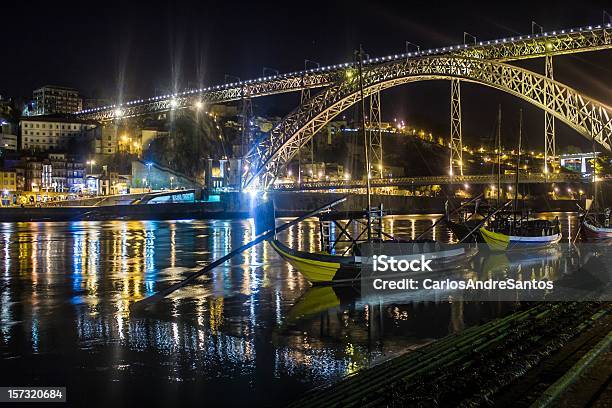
(271, 173, 590, 191)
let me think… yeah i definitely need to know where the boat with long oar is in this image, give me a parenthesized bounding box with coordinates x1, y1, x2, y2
(480, 108, 562, 252)
(265, 47, 475, 284)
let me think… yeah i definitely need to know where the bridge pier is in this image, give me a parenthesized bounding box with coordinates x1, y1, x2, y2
(450, 79, 463, 176)
(368, 91, 383, 177)
(544, 54, 556, 173)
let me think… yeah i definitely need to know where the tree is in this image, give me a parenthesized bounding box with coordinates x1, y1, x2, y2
(144, 110, 230, 179)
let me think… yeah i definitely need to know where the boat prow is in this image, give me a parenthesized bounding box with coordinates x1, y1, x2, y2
(270, 240, 361, 284)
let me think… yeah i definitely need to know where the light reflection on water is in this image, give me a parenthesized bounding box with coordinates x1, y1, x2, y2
(0, 213, 580, 406)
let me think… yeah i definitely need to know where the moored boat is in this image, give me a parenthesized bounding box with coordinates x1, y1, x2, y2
(270, 235, 474, 285)
(580, 218, 612, 241)
(480, 217, 562, 251)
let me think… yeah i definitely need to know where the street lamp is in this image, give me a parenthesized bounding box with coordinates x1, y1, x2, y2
(170, 176, 174, 190)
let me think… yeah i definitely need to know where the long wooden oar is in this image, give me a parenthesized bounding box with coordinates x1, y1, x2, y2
(459, 200, 512, 243)
(130, 196, 347, 312)
(415, 193, 483, 241)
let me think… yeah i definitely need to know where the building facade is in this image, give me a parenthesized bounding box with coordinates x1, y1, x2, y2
(0, 120, 18, 151)
(22, 154, 85, 193)
(32, 85, 82, 115)
(20, 115, 98, 152)
(96, 125, 118, 155)
(0, 132, 17, 151)
(0, 170, 17, 193)
(559, 152, 600, 174)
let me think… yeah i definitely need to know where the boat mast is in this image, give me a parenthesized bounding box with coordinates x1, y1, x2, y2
(591, 128, 599, 210)
(497, 105, 502, 208)
(514, 109, 522, 223)
(357, 45, 372, 241)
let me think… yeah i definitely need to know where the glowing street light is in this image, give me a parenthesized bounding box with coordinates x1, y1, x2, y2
(114, 108, 124, 118)
(195, 101, 203, 110)
(170, 176, 175, 189)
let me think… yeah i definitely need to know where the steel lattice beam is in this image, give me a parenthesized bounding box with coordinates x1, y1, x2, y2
(271, 172, 587, 190)
(450, 79, 463, 176)
(368, 91, 383, 178)
(76, 26, 612, 122)
(544, 55, 556, 173)
(244, 56, 612, 189)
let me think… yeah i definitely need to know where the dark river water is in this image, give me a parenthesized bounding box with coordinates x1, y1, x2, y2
(0, 213, 580, 407)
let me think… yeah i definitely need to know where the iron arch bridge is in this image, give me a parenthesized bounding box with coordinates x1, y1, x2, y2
(76, 25, 611, 122)
(244, 56, 612, 189)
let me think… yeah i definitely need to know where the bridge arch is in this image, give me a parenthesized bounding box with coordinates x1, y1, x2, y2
(244, 56, 612, 188)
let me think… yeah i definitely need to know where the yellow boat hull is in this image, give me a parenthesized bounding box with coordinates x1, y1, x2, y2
(480, 227, 561, 252)
(269, 240, 359, 283)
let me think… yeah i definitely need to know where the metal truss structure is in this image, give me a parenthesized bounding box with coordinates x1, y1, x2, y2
(77, 26, 612, 122)
(449, 79, 463, 176)
(243, 56, 612, 188)
(240, 96, 253, 157)
(271, 172, 587, 191)
(544, 55, 556, 172)
(368, 91, 383, 178)
(299, 75, 314, 175)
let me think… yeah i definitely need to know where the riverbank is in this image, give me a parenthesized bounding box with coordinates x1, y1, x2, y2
(290, 302, 612, 407)
(0, 192, 580, 222)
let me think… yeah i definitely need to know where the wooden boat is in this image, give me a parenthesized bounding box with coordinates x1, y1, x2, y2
(263, 59, 476, 285)
(270, 236, 473, 284)
(581, 221, 612, 240)
(270, 239, 361, 283)
(478, 108, 561, 252)
(580, 210, 612, 241)
(480, 216, 562, 251)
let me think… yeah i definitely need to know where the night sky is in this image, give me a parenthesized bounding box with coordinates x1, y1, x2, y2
(3, 0, 611, 150)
